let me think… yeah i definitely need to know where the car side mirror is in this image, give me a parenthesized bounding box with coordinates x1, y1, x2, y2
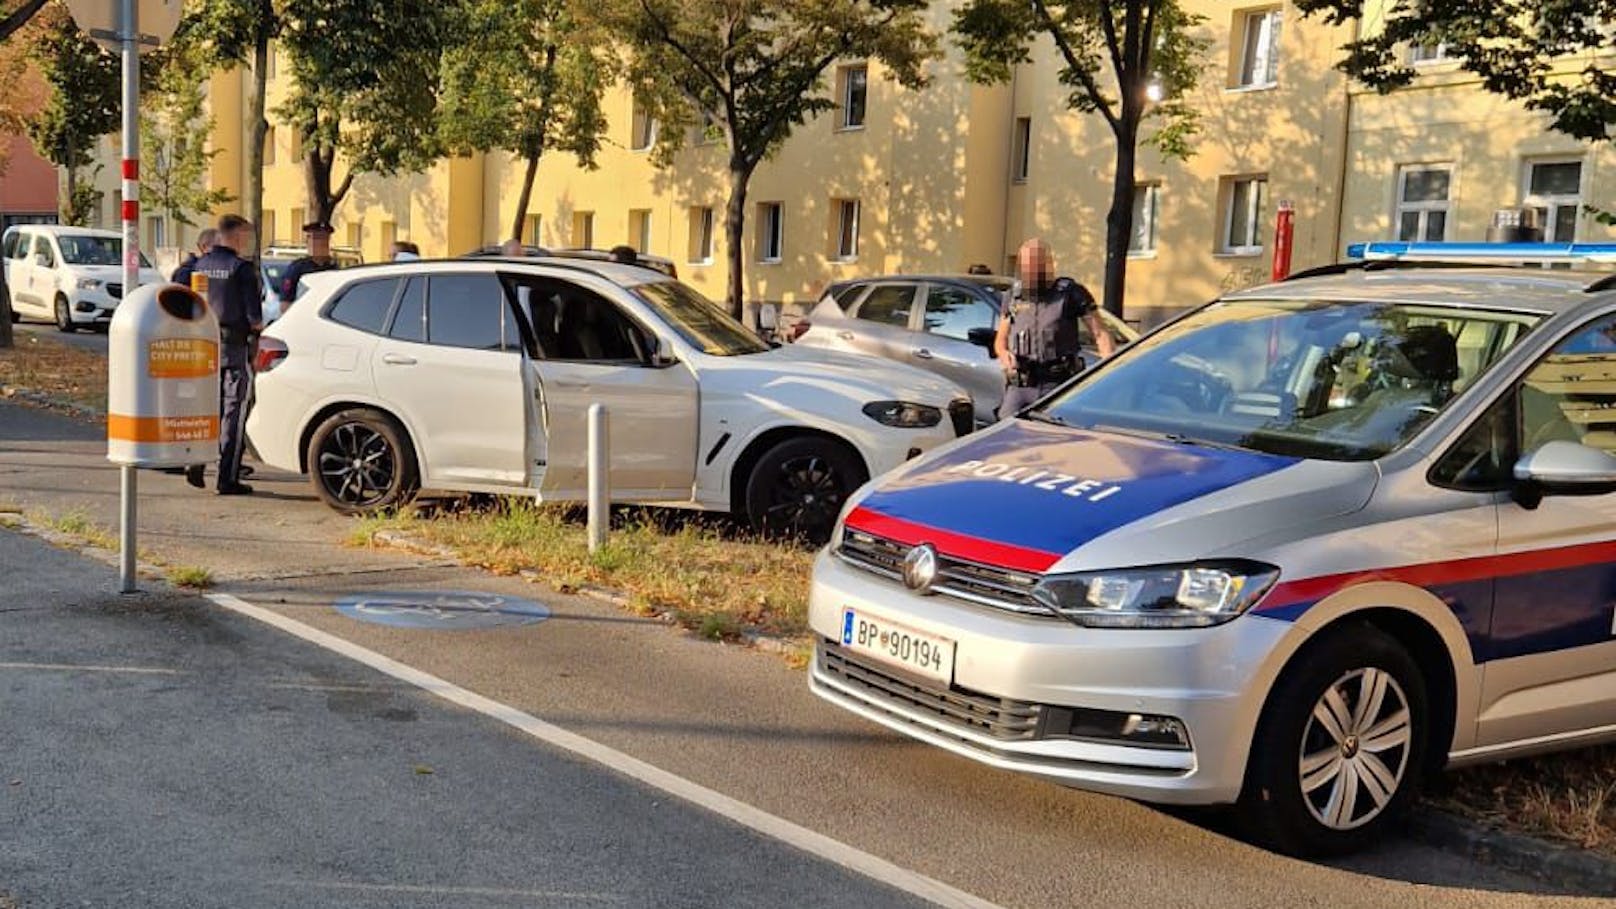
(966, 326, 996, 349)
(649, 336, 678, 368)
(1511, 440, 1616, 508)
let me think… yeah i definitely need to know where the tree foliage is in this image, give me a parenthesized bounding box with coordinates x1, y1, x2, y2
(25, 5, 118, 224)
(955, 0, 1207, 316)
(141, 44, 234, 233)
(602, 0, 939, 316)
(439, 0, 614, 242)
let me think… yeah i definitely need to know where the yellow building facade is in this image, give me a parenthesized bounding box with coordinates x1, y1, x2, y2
(83, 2, 1616, 324)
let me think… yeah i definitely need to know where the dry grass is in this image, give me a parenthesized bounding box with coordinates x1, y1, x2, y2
(353, 501, 815, 640)
(1435, 745, 1616, 857)
(36, 510, 120, 551)
(0, 333, 108, 412)
(167, 565, 215, 590)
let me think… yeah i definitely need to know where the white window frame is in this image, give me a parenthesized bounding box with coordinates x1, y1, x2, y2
(1011, 117, 1031, 184)
(630, 101, 657, 152)
(1393, 163, 1453, 243)
(1221, 175, 1268, 255)
(1522, 157, 1584, 243)
(1409, 41, 1450, 64)
(758, 202, 783, 264)
(1129, 182, 1161, 256)
(573, 211, 595, 249)
(630, 209, 653, 254)
(833, 198, 860, 262)
(1234, 8, 1283, 90)
(839, 64, 868, 131)
(688, 206, 714, 264)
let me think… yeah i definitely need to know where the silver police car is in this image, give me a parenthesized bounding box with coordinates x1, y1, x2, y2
(808, 244, 1616, 856)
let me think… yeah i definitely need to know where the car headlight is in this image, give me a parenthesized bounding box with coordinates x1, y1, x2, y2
(1031, 561, 1280, 629)
(862, 400, 942, 428)
(76, 278, 103, 290)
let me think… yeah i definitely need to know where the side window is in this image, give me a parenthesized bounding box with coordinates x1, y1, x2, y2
(1520, 315, 1616, 456)
(32, 236, 54, 268)
(325, 278, 400, 336)
(831, 283, 865, 309)
(2, 232, 18, 259)
(387, 277, 426, 343)
(427, 273, 514, 351)
(509, 275, 649, 363)
(1430, 394, 1516, 490)
(853, 284, 917, 327)
(922, 285, 995, 340)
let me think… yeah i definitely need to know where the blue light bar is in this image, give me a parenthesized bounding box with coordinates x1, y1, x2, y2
(1346, 241, 1616, 262)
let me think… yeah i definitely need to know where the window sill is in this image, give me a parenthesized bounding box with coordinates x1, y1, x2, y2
(758, 258, 783, 266)
(1224, 82, 1278, 95)
(835, 124, 867, 134)
(687, 258, 714, 267)
(1214, 248, 1264, 259)
(831, 256, 859, 265)
(1127, 250, 1158, 260)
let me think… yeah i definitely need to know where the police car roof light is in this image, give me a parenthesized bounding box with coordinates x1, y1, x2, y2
(1346, 241, 1616, 264)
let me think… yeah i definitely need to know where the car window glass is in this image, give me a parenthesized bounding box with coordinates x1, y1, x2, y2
(1430, 394, 1516, 489)
(2, 232, 18, 259)
(507, 275, 649, 363)
(922, 285, 995, 340)
(427, 273, 513, 351)
(388, 277, 426, 343)
(32, 236, 54, 267)
(831, 284, 865, 309)
(853, 285, 917, 327)
(1519, 314, 1616, 457)
(325, 278, 399, 336)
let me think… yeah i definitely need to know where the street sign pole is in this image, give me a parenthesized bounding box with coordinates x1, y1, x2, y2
(117, 0, 140, 593)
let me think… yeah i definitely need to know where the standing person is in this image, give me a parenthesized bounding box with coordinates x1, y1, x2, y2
(608, 244, 638, 267)
(500, 238, 525, 257)
(171, 228, 218, 287)
(185, 214, 262, 496)
(279, 222, 340, 311)
(994, 238, 1115, 417)
(391, 240, 420, 261)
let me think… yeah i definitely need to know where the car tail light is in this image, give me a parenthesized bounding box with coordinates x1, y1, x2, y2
(254, 337, 288, 373)
(788, 319, 811, 342)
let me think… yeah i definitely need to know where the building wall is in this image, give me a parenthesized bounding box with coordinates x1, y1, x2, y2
(1, 63, 59, 228)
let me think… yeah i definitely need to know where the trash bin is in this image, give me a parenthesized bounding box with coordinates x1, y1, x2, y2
(106, 283, 219, 468)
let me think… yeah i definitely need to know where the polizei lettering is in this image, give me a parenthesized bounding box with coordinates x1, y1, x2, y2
(944, 460, 1123, 503)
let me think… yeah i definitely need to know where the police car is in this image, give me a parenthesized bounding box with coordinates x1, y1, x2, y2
(808, 241, 1616, 856)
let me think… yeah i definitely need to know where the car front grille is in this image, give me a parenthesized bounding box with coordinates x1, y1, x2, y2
(818, 640, 1041, 741)
(837, 528, 1049, 616)
(947, 400, 974, 437)
(107, 283, 123, 299)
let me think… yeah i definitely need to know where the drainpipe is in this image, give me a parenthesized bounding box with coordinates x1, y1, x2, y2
(1328, 18, 1361, 263)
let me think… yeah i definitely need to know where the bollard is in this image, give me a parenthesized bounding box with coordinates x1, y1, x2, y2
(587, 403, 609, 554)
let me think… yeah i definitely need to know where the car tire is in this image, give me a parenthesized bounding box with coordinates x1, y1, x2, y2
(1237, 623, 1429, 858)
(742, 436, 866, 544)
(54, 295, 76, 333)
(305, 408, 419, 515)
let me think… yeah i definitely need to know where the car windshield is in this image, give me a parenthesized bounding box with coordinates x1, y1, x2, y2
(57, 235, 151, 267)
(633, 280, 769, 356)
(1035, 299, 1542, 461)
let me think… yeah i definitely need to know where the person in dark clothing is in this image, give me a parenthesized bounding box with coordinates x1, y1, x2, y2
(170, 228, 218, 288)
(185, 214, 261, 496)
(993, 239, 1114, 417)
(608, 245, 638, 266)
(279, 221, 339, 308)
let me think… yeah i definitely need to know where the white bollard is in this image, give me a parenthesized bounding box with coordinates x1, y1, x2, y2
(587, 403, 608, 553)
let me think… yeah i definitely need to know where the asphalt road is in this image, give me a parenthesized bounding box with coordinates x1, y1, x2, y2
(0, 399, 1607, 908)
(12, 319, 110, 353)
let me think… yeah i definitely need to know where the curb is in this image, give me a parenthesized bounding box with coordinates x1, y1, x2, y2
(1406, 808, 1616, 896)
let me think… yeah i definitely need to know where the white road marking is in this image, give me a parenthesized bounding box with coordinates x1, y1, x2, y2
(207, 593, 1002, 909)
(0, 661, 184, 675)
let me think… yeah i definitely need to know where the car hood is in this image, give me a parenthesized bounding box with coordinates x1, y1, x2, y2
(843, 419, 1376, 572)
(702, 343, 969, 405)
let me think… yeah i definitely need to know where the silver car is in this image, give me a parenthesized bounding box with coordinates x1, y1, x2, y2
(791, 275, 1138, 424)
(808, 249, 1616, 857)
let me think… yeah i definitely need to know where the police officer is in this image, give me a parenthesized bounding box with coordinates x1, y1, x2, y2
(171, 228, 217, 288)
(185, 214, 261, 496)
(994, 238, 1115, 417)
(279, 221, 340, 310)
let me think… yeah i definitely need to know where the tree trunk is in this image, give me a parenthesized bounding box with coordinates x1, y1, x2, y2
(0, 243, 12, 348)
(510, 147, 541, 243)
(724, 163, 752, 321)
(1101, 119, 1140, 319)
(62, 162, 77, 223)
(246, 34, 270, 260)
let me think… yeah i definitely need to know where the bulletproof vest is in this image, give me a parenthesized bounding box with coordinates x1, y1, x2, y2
(1009, 282, 1081, 365)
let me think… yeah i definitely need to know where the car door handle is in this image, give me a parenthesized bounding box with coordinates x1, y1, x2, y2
(381, 354, 417, 366)
(552, 379, 589, 389)
(915, 348, 934, 359)
(837, 331, 855, 341)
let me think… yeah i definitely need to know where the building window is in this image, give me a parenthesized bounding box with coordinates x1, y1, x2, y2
(629, 208, 653, 253)
(572, 211, 595, 248)
(1524, 159, 1582, 242)
(688, 206, 714, 263)
(289, 208, 304, 241)
(260, 210, 276, 247)
(1011, 117, 1031, 183)
(1234, 8, 1283, 89)
(1221, 175, 1268, 254)
(838, 64, 868, 130)
(1130, 183, 1161, 255)
(1394, 164, 1452, 242)
(524, 214, 541, 245)
(147, 216, 166, 250)
(380, 220, 397, 255)
(263, 126, 275, 166)
(289, 129, 302, 161)
(630, 100, 657, 152)
(757, 202, 783, 263)
(345, 223, 362, 250)
(1410, 42, 1450, 64)
(832, 198, 860, 261)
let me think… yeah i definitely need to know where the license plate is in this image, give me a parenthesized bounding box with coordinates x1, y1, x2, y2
(840, 607, 955, 684)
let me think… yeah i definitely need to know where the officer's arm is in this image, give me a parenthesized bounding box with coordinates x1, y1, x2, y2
(1086, 310, 1115, 358)
(994, 312, 1013, 368)
(242, 262, 263, 329)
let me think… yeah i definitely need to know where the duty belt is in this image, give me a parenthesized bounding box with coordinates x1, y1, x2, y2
(1013, 358, 1080, 387)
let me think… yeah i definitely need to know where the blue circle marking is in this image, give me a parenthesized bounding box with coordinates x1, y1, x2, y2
(334, 590, 551, 630)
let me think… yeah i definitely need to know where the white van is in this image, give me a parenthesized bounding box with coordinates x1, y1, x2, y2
(2, 225, 163, 332)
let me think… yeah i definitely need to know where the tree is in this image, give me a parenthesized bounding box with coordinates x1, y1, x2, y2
(275, 0, 459, 226)
(25, 6, 117, 225)
(439, 0, 613, 244)
(141, 45, 234, 238)
(954, 0, 1207, 317)
(602, 0, 938, 318)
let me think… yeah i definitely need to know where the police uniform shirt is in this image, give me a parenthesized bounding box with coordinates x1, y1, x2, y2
(193, 244, 262, 343)
(279, 256, 339, 304)
(1008, 277, 1097, 363)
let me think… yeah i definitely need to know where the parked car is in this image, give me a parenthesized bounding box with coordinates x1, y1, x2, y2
(260, 244, 364, 323)
(791, 274, 1138, 424)
(807, 243, 1616, 856)
(1, 225, 163, 331)
(246, 258, 973, 541)
(462, 244, 679, 279)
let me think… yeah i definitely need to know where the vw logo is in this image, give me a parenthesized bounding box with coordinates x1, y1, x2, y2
(901, 544, 940, 594)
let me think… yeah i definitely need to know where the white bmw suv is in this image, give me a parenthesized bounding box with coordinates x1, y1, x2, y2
(1, 225, 163, 331)
(246, 257, 974, 539)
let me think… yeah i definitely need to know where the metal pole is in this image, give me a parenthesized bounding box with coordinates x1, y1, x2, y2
(587, 403, 608, 554)
(117, 0, 140, 594)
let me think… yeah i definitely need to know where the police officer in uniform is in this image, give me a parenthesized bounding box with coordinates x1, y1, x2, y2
(185, 214, 261, 496)
(279, 221, 340, 310)
(994, 238, 1115, 417)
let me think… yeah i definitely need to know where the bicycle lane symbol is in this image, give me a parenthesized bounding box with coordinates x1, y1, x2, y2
(334, 590, 551, 630)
